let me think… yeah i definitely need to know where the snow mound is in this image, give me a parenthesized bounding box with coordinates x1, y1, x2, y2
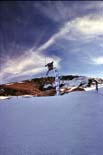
(61, 76, 88, 88)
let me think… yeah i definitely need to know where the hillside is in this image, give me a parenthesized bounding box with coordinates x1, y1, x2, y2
(0, 77, 56, 96)
(0, 75, 103, 97)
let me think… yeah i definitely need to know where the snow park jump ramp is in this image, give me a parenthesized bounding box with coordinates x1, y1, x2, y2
(0, 88, 103, 155)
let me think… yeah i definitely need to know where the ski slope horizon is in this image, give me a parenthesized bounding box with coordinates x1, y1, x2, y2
(0, 88, 103, 155)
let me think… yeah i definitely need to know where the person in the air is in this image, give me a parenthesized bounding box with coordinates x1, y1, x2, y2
(45, 61, 54, 75)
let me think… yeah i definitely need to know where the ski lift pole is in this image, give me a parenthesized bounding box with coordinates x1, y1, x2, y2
(54, 68, 60, 96)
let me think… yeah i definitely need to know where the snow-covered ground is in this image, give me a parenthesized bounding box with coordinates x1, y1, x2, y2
(0, 88, 103, 155)
(85, 84, 103, 91)
(62, 76, 88, 88)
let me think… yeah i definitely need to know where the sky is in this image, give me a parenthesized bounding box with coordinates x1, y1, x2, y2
(0, 1, 103, 84)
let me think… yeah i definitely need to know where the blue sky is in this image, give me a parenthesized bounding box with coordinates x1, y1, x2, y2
(0, 1, 103, 84)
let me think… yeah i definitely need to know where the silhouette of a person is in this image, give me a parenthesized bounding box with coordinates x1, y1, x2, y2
(45, 61, 54, 75)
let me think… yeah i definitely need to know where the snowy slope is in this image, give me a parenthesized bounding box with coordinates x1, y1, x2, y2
(61, 76, 88, 88)
(0, 89, 103, 155)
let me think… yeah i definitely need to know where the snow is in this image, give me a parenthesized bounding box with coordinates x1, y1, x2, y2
(43, 84, 53, 89)
(0, 88, 103, 155)
(85, 84, 103, 91)
(17, 81, 25, 83)
(5, 83, 14, 85)
(61, 76, 88, 88)
(22, 95, 34, 98)
(0, 96, 12, 100)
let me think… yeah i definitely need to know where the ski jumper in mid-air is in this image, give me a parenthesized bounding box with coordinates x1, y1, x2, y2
(45, 61, 54, 75)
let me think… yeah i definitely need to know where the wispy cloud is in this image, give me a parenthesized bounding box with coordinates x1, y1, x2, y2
(39, 14, 103, 47)
(34, 1, 103, 23)
(1, 1, 103, 83)
(1, 13, 103, 83)
(0, 48, 61, 83)
(60, 15, 103, 42)
(75, 16, 103, 35)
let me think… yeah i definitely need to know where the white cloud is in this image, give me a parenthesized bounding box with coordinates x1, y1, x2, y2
(92, 56, 103, 65)
(59, 15, 103, 42)
(37, 37, 55, 52)
(75, 17, 103, 35)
